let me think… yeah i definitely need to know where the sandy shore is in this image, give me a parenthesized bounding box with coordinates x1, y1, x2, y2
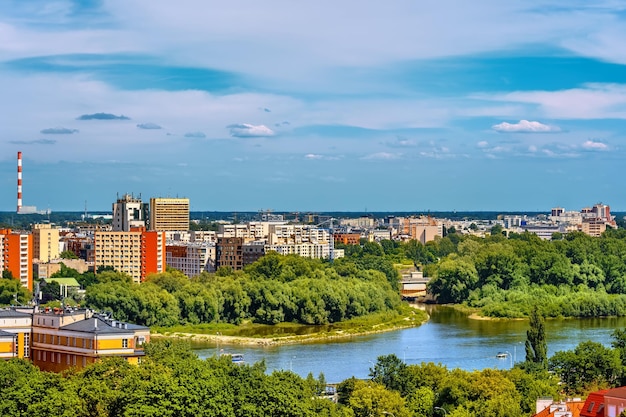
(152, 306, 429, 346)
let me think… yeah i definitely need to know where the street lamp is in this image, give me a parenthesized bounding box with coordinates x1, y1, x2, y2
(504, 351, 513, 369)
(434, 406, 447, 416)
(290, 355, 296, 372)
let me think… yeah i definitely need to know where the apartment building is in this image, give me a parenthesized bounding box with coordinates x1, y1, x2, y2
(216, 237, 243, 270)
(32, 223, 59, 262)
(112, 194, 147, 231)
(0, 229, 33, 290)
(166, 242, 216, 278)
(94, 228, 165, 283)
(149, 197, 189, 231)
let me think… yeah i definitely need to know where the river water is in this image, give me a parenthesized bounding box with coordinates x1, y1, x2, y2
(193, 305, 626, 383)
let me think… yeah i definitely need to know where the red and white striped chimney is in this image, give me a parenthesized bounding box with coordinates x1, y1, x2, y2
(17, 151, 22, 213)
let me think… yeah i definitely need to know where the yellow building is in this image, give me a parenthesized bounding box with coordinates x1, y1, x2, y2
(0, 309, 32, 359)
(0, 330, 17, 359)
(32, 223, 60, 262)
(149, 197, 190, 231)
(31, 308, 150, 372)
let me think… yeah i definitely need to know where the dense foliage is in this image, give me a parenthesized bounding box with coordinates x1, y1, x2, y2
(421, 229, 626, 318)
(83, 252, 402, 327)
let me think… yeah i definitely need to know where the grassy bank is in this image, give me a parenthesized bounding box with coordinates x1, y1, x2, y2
(151, 303, 428, 346)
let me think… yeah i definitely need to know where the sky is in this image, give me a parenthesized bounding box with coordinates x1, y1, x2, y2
(2, 1, 626, 212)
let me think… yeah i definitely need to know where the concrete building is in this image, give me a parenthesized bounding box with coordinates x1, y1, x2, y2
(243, 241, 265, 266)
(265, 242, 331, 259)
(34, 258, 91, 280)
(166, 242, 216, 278)
(149, 197, 190, 231)
(216, 237, 243, 271)
(112, 194, 147, 231)
(32, 224, 60, 262)
(0, 229, 33, 291)
(94, 228, 165, 283)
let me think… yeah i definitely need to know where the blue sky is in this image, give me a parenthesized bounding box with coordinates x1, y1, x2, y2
(2, 1, 626, 212)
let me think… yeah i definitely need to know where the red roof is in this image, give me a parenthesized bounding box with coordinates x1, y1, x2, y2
(581, 389, 610, 417)
(605, 386, 626, 400)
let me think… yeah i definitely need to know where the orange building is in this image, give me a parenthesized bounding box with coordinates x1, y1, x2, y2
(334, 233, 361, 245)
(0, 229, 33, 291)
(94, 227, 165, 283)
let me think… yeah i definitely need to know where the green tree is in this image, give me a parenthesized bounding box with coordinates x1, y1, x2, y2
(60, 250, 79, 259)
(369, 354, 414, 396)
(525, 310, 547, 368)
(549, 341, 621, 394)
(348, 380, 410, 417)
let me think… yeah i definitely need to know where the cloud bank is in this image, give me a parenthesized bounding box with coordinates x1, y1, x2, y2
(227, 123, 275, 138)
(184, 131, 206, 138)
(40, 127, 78, 134)
(492, 120, 561, 133)
(77, 113, 131, 120)
(10, 139, 56, 145)
(137, 123, 162, 129)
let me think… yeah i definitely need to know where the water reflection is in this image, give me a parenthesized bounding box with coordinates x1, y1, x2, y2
(194, 305, 626, 383)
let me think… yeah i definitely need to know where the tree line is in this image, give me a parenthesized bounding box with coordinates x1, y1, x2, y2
(80, 252, 402, 327)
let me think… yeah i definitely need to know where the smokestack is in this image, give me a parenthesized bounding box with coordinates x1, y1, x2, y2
(17, 151, 22, 213)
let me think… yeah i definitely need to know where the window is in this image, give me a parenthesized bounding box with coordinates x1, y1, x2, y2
(122, 339, 128, 348)
(588, 402, 595, 412)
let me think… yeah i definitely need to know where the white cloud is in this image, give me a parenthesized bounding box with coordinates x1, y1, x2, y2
(227, 123, 275, 138)
(361, 152, 400, 160)
(582, 140, 608, 150)
(477, 141, 489, 148)
(484, 84, 626, 119)
(305, 154, 323, 159)
(492, 120, 561, 133)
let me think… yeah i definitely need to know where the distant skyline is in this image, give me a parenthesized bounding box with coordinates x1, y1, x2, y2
(2, 1, 626, 212)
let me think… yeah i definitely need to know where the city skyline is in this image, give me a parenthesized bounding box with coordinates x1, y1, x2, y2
(2, 1, 626, 211)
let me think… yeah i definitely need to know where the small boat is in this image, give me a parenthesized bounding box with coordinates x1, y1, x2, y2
(221, 352, 245, 364)
(496, 352, 508, 359)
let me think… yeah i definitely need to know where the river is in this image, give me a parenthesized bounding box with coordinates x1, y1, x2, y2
(193, 305, 626, 383)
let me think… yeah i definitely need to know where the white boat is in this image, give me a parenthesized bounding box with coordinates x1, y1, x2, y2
(496, 352, 508, 359)
(221, 352, 245, 364)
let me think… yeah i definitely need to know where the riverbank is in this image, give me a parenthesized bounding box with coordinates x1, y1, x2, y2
(151, 305, 429, 346)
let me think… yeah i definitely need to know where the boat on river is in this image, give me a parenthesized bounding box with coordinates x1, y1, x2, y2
(496, 352, 508, 359)
(221, 352, 245, 364)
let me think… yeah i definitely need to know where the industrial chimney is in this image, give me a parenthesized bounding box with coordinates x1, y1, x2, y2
(17, 151, 22, 213)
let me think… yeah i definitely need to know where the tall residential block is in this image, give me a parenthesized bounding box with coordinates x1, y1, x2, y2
(216, 237, 243, 271)
(112, 194, 147, 231)
(0, 229, 33, 291)
(94, 228, 165, 283)
(149, 198, 190, 231)
(32, 224, 60, 262)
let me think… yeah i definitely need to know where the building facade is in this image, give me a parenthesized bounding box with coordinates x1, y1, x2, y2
(94, 228, 165, 283)
(165, 242, 216, 278)
(149, 197, 190, 231)
(0, 229, 33, 290)
(32, 223, 60, 262)
(112, 194, 147, 231)
(216, 237, 243, 271)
